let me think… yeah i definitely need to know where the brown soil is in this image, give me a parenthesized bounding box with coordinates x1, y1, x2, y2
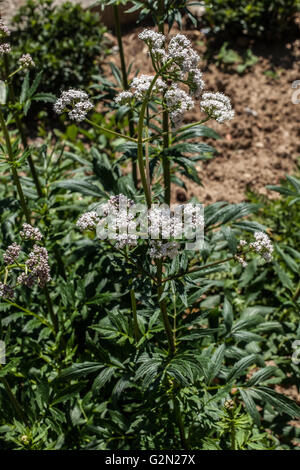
(104, 23, 300, 204)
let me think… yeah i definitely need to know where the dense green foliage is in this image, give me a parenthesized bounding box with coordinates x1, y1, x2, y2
(10, 0, 107, 95)
(201, 0, 300, 37)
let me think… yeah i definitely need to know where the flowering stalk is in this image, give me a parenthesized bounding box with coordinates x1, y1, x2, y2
(156, 259, 176, 355)
(3, 298, 53, 330)
(157, 4, 171, 204)
(3, 55, 43, 198)
(0, 106, 31, 223)
(112, 4, 137, 187)
(137, 61, 173, 208)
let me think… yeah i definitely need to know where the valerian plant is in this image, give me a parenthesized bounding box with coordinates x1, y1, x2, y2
(0, 15, 299, 450)
(50, 30, 299, 449)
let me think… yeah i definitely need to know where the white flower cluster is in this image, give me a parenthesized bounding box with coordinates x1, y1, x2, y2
(235, 232, 273, 267)
(77, 196, 204, 258)
(20, 223, 43, 242)
(54, 89, 93, 122)
(3, 243, 21, 265)
(0, 43, 11, 54)
(113, 30, 235, 127)
(167, 34, 200, 73)
(0, 282, 14, 299)
(200, 92, 234, 123)
(130, 75, 167, 100)
(17, 245, 51, 288)
(99, 195, 137, 249)
(114, 76, 167, 104)
(0, 20, 10, 37)
(114, 90, 134, 105)
(76, 211, 100, 231)
(250, 231, 273, 262)
(19, 53, 35, 68)
(138, 29, 166, 50)
(165, 85, 194, 128)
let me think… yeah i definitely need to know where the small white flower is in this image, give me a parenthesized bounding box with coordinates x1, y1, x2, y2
(167, 34, 200, 73)
(76, 211, 99, 231)
(130, 75, 167, 101)
(114, 90, 134, 105)
(250, 231, 273, 262)
(0, 43, 11, 54)
(188, 68, 205, 98)
(200, 92, 234, 123)
(0, 20, 10, 37)
(165, 84, 194, 128)
(138, 29, 166, 50)
(54, 89, 93, 122)
(19, 54, 35, 68)
(20, 223, 43, 242)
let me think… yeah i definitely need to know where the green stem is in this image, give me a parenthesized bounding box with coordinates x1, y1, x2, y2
(3, 56, 43, 198)
(85, 118, 137, 143)
(112, 4, 138, 187)
(172, 394, 189, 450)
(0, 107, 31, 223)
(137, 60, 172, 208)
(156, 259, 175, 355)
(3, 298, 53, 331)
(158, 0, 165, 34)
(157, 2, 170, 204)
(177, 117, 210, 132)
(0, 376, 28, 424)
(162, 108, 170, 205)
(130, 286, 140, 343)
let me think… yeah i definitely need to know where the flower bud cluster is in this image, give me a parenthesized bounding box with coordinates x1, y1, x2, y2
(3, 243, 21, 265)
(17, 245, 51, 288)
(19, 53, 35, 69)
(0, 224, 51, 299)
(20, 223, 43, 242)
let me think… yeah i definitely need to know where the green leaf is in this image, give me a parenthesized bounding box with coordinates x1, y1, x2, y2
(246, 366, 277, 387)
(239, 389, 260, 426)
(205, 344, 225, 385)
(54, 179, 106, 198)
(226, 354, 260, 383)
(255, 386, 300, 418)
(57, 362, 104, 380)
(222, 297, 233, 331)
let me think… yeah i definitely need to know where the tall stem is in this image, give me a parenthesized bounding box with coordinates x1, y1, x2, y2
(3, 56, 43, 198)
(113, 4, 138, 187)
(162, 108, 170, 205)
(157, 9, 171, 205)
(137, 61, 172, 208)
(0, 108, 59, 335)
(0, 376, 28, 424)
(130, 286, 140, 343)
(0, 107, 31, 223)
(156, 259, 175, 355)
(172, 394, 189, 450)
